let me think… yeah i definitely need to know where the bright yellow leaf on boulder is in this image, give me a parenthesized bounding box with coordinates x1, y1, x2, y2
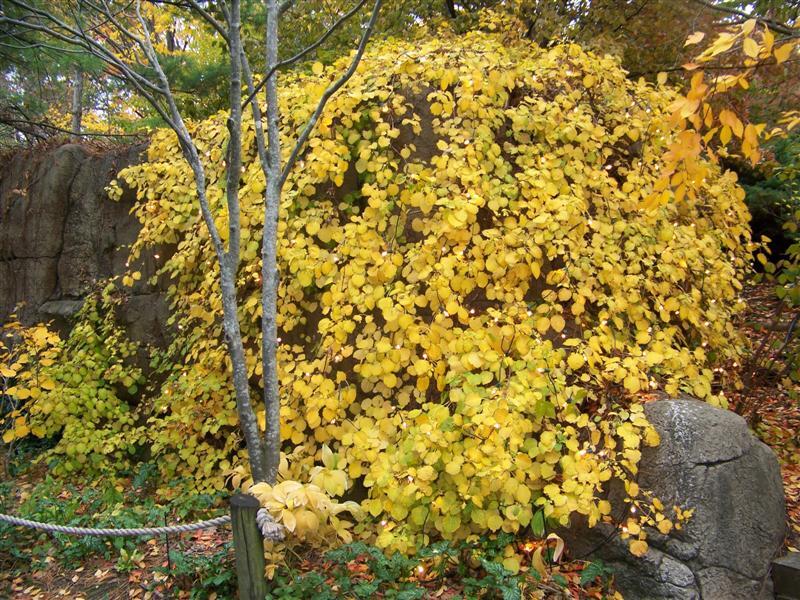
(630, 540, 649, 557)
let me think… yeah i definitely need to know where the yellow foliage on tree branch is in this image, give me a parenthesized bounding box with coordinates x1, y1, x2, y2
(645, 18, 799, 209)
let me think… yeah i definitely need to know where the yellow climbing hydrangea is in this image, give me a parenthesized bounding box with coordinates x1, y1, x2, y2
(7, 24, 752, 549)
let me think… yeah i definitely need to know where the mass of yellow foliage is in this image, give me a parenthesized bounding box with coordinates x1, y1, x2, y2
(3, 24, 755, 555)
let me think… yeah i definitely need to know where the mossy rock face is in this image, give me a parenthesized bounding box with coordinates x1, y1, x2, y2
(30, 25, 752, 547)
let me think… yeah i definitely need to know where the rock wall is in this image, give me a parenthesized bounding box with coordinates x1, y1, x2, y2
(0, 142, 170, 347)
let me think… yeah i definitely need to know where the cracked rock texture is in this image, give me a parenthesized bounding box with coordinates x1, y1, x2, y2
(562, 396, 786, 599)
(0, 143, 170, 348)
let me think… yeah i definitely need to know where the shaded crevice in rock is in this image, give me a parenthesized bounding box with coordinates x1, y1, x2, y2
(50, 155, 85, 300)
(693, 453, 746, 467)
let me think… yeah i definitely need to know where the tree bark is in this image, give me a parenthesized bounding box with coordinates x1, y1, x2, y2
(222, 0, 269, 483)
(259, 0, 382, 483)
(261, 0, 282, 485)
(70, 65, 83, 139)
(133, 0, 268, 482)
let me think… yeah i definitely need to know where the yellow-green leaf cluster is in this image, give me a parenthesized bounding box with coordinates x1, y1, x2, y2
(1, 289, 145, 474)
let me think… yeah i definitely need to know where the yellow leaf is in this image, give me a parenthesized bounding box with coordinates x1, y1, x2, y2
(532, 547, 548, 578)
(281, 509, 297, 532)
(295, 509, 320, 535)
(502, 555, 521, 574)
(719, 109, 743, 137)
(645, 428, 660, 446)
(567, 353, 585, 370)
(629, 539, 649, 557)
(442, 514, 460, 533)
(417, 465, 436, 481)
(762, 27, 775, 53)
(624, 375, 641, 393)
(657, 72, 668, 85)
(684, 31, 705, 46)
(535, 317, 550, 334)
(298, 271, 313, 287)
(719, 125, 732, 146)
(742, 37, 759, 59)
(312, 62, 324, 75)
(306, 221, 320, 236)
(774, 43, 794, 64)
(486, 511, 503, 531)
(321, 444, 334, 468)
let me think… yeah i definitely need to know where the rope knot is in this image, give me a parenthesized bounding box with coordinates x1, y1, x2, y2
(256, 508, 285, 541)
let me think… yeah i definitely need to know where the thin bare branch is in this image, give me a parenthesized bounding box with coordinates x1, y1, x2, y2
(0, 116, 143, 138)
(280, 0, 383, 190)
(243, 0, 370, 110)
(184, 0, 229, 42)
(223, 0, 242, 266)
(1, 2, 168, 97)
(690, 0, 796, 36)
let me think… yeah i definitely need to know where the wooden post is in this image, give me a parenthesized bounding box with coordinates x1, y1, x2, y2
(773, 552, 800, 599)
(230, 493, 267, 600)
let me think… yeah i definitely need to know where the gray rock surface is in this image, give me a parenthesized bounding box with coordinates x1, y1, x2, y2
(0, 142, 170, 346)
(562, 396, 786, 599)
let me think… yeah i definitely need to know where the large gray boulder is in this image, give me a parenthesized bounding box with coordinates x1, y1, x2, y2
(563, 397, 786, 599)
(0, 142, 171, 348)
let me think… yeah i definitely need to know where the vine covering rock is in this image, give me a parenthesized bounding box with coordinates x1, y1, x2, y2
(4, 23, 754, 557)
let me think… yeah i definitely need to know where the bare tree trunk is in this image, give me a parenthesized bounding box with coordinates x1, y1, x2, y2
(222, 0, 270, 483)
(70, 65, 83, 139)
(258, 0, 382, 483)
(261, 0, 282, 485)
(133, 0, 269, 482)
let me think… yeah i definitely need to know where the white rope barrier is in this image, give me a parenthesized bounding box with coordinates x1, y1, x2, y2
(0, 512, 231, 537)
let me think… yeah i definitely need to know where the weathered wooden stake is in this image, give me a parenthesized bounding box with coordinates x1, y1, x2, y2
(230, 493, 267, 600)
(773, 552, 800, 600)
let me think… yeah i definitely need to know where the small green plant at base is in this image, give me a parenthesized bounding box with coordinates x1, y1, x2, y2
(0, 462, 228, 575)
(463, 557, 522, 600)
(155, 543, 236, 600)
(115, 547, 146, 573)
(579, 559, 615, 588)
